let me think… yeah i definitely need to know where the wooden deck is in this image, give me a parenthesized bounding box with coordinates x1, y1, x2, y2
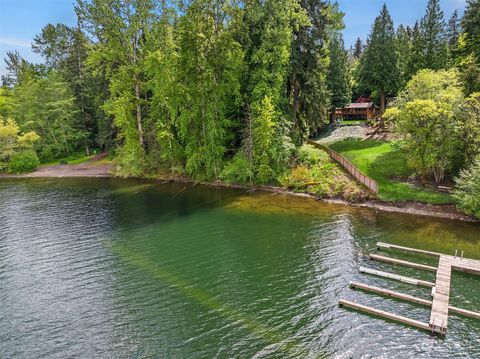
(339, 242, 480, 335)
(430, 256, 451, 334)
(429, 254, 480, 334)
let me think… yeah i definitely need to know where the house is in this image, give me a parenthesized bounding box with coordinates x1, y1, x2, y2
(334, 102, 378, 120)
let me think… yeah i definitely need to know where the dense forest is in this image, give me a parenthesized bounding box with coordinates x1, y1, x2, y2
(0, 0, 479, 207)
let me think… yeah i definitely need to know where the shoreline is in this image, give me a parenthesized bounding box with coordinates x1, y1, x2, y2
(209, 181, 477, 223)
(1, 167, 477, 223)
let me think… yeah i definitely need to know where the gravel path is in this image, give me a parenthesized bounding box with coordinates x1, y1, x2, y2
(315, 125, 366, 144)
(1, 153, 114, 178)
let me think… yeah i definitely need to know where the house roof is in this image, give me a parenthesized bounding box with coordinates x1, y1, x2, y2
(355, 96, 372, 103)
(345, 102, 375, 109)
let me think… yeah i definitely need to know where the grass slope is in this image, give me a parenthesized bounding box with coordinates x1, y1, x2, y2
(328, 139, 453, 204)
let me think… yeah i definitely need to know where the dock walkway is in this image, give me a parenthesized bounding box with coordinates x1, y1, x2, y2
(339, 242, 480, 335)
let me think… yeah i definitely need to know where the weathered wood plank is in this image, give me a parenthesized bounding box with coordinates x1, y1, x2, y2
(338, 299, 431, 332)
(369, 254, 438, 272)
(429, 256, 451, 334)
(359, 266, 435, 287)
(342, 243, 480, 335)
(350, 280, 480, 320)
(377, 242, 442, 257)
(350, 281, 432, 306)
(449, 306, 480, 320)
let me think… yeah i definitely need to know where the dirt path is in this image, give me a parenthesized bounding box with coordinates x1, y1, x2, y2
(9, 153, 114, 178)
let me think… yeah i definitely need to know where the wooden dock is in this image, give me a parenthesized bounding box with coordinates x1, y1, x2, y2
(349, 281, 480, 320)
(369, 253, 437, 272)
(359, 266, 435, 287)
(339, 242, 480, 335)
(339, 299, 431, 332)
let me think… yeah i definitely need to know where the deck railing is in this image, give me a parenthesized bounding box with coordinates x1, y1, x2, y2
(306, 140, 379, 193)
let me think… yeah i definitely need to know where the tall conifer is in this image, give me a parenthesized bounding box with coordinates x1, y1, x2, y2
(421, 0, 448, 69)
(358, 4, 400, 113)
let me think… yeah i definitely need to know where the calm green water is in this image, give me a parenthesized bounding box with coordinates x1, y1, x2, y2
(1, 178, 480, 358)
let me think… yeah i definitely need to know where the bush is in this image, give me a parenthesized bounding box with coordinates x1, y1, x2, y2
(220, 153, 253, 184)
(8, 150, 40, 173)
(278, 165, 314, 190)
(279, 161, 366, 201)
(297, 144, 330, 167)
(114, 145, 146, 177)
(454, 158, 480, 219)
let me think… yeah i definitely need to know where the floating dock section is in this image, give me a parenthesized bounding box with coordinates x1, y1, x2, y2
(339, 242, 480, 335)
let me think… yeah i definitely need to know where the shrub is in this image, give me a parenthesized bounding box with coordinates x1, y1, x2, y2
(278, 165, 314, 190)
(279, 161, 366, 201)
(454, 158, 480, 219)
(8, 150, 40, 173)
(220, 153, 253, 184)
(256, 163, 275, 184)
(297, 144, 330, 167)
(114, 145, 146, 177)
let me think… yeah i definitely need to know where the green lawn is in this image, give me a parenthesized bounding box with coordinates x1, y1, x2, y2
(40, 152, 94, 167)
(327, 139, 453, 204)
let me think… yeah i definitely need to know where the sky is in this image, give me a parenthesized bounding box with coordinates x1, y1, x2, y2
(0, 0, 468, 77)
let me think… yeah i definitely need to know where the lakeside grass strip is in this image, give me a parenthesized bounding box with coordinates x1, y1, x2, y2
(327, 139, 453, 204)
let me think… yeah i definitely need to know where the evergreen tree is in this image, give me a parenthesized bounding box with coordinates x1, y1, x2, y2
(396, 24, 413, 88)
(462, 0, 480, 61)
(421, 0, 448, 69)
(288, 0, 341, 141)
(327, 32, 351, 120)
(33, 22, 106, 154)
(447, 9, 461, 52)
(407, 21, 425, 79)
(243, 0, 307, 181)
(357, 4, 400, 114)
(353, 37, 363, 58)
(2, 51, 37, 87)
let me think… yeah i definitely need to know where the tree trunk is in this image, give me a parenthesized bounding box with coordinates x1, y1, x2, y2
(132, 34, 144, 148)
(330, 106, 336, 125)
(134, 79, 144, 147)
(380, 91, 386, 113)
(292, 79, 302, 141)
(379, 91, 386, 128)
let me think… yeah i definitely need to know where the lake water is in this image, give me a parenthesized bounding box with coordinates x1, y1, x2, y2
(1, 178, 479, 358)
